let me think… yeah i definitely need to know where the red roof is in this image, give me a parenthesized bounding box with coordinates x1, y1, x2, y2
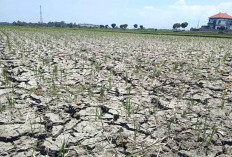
(209, 13, 232, 19)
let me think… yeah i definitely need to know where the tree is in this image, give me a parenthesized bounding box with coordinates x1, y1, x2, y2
(120, 24, 128, 29)
(173, 23, 177, 29)
(100, 25, 105, 28)
(60, 21, 66, 28)
(67, 22, 73, 28)
(173, 23, 181, 30)
(176, 23, 181, 29)
(134, 24, 138, 29)
(111, 23, 116, 28)
(124, 24, 128, 29)
(181, 22, 188, 29)
(140, 25, 144, 29)
(105, 25, 109, 29)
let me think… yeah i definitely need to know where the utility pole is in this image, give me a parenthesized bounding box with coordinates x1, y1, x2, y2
(40, 5, 43, 23)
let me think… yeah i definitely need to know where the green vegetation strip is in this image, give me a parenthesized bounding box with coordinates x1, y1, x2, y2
(1, 26, 232, 39)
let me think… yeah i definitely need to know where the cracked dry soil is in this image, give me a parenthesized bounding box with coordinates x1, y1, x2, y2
(0, 28, 232, 157)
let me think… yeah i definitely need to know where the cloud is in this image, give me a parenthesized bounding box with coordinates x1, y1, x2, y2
(1, 0, 232, 29)
(134, 0, 232, 29)
(143, 6, 156, 10)
(175, 0, 186, 6)
(171, 0, 232, 16)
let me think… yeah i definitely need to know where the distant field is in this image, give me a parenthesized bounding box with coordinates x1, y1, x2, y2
(0, 26, 232, 156)
(83, 28, 232, 39)
(2, 26, 232, 39)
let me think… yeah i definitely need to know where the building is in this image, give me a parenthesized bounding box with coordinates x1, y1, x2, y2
(77, 23, 99, 28)
(207, 13, 232, 30)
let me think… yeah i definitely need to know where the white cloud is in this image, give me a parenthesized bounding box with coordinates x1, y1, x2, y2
(134, 0, 232, 29)
(171, 0, 232, 16)
(143, 6, 156, 10)
(175, 0, 186, 6)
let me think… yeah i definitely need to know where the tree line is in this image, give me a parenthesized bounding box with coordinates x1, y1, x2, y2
(1, 21, 189, 30)
(100, 23, 144, 29)
(12, 21, 80, 28)
(9, 21, 146, 29)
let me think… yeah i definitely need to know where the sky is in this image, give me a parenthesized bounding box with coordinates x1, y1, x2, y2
(1, 0, 232, 29)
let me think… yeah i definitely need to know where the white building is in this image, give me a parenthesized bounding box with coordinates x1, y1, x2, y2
(78, 23, 99, 28)
(207, 13, 232, 30)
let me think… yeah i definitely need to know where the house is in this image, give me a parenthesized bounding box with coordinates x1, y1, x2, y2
(207, 13, 232, 30)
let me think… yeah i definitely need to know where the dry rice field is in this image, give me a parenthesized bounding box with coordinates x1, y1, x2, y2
(0, 27, 232, 157)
